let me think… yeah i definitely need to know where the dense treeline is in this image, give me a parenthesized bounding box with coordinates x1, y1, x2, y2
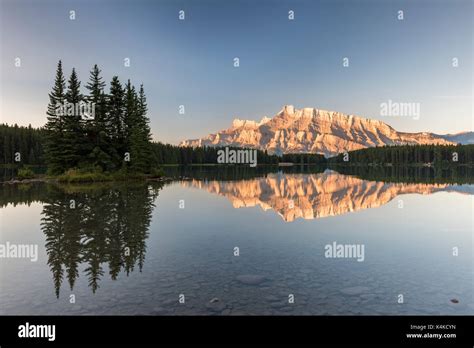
(151, 143, 280, 165)
(43, 61, 153, 174)
(0, 124, 45, 165)
(151, 144, 326, 165)
(329, 144, 474, 165)
(280, 152, 326, 164)
(0, 124, 327, 167)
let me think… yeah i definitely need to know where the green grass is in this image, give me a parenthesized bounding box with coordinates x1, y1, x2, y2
(54, 168, 165, 183)
(56, 169, 111, 183)
(17, 167, 35, 180)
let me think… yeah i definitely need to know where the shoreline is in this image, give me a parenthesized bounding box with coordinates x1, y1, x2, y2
(2, 162, 473, 185)
(1, 175, 177, 185)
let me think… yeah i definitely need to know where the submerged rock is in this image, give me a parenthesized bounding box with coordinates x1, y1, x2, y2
(206, 299, 226, 312)
(264, 295, 280, 303)
(152, 307, 169, 315)
(162, 298, 177, 306)
(235, 274, 267, 285)
(340, 286, 370, 296)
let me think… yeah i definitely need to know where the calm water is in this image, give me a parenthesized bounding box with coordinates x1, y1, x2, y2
(1, 167, 473, 315)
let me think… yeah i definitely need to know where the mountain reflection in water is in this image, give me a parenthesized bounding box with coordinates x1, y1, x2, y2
(182, 170, 473, 222)
(1, 169, 472, 298)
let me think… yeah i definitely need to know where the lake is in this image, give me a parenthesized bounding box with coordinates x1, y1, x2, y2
(1, 166, 473, 315)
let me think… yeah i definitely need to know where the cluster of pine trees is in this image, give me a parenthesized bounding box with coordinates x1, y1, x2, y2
(0, 124, 45, 165)
(151, 143, 280, 165)
(44, 61, 153, 174)
(329, 144, 474, 165)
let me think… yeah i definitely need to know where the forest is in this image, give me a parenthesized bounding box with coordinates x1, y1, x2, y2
(328, 144, 474, 166)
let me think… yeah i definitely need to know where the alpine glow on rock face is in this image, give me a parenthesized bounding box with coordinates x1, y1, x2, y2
(180, 105, 473, 157)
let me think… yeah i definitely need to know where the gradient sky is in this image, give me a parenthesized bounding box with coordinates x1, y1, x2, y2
(1, 0, 472, 144)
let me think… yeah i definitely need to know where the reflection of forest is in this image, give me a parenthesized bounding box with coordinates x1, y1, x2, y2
(38, 183, 161, 296)
(163, 164, 474, 184)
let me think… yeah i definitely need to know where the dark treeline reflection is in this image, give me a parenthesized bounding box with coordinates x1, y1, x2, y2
(162, 164, 474, 184)
(0, 182, 49, 207)
(39, 182, 161, 296)
(332, 165, 474, 184)
(163, 164, 327, 181)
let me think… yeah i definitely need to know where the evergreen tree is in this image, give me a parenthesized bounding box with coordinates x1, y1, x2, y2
(107, 76, 125, 168)
(63, 68, 85, 168)
(123, 80, 138, 149)
(44, 61, 67, 174)
(85, 65, 112, 170)
(128, 84, 153, 172)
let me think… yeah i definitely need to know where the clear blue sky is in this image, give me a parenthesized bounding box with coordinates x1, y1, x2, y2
(1, 0, 472, 144)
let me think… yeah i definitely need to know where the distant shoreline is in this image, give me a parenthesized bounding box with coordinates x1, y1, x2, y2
(2, 162, 473, 185)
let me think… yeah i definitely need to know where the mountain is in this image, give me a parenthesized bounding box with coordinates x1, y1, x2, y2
(179, 105, 460, 157)
(182, 171, 472, 222)
(435, 131, 474, 145)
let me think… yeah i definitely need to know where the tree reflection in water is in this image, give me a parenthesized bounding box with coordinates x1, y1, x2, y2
(40, 183, 162, 297)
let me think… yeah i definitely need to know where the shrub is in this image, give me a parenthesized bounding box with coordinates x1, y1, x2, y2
(17, 167, 35, 180)
(57, 169, 109, 183)
(56, 168, 147, 183)
(150, 167, 165, 178)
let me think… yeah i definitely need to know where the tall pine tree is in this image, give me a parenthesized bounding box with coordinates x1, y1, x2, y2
(63, 68, 85, 169)
(129, 84, 153, 173)
(107, 76, 125, 168)
(85, 65, 112, 170)
(123, 79, 138, 151)
(44, 60, 67, 174)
